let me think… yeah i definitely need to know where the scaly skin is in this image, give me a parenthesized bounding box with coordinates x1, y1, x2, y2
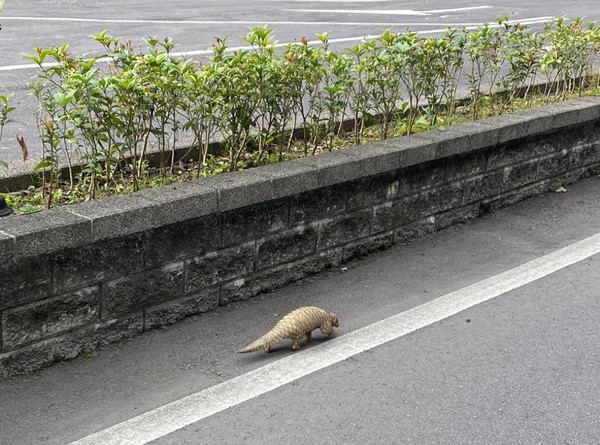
(236, 306, 340, 353)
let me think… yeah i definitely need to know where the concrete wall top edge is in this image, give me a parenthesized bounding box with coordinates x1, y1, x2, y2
(0, 97, 598, 259)
(0, 208, 91, 259)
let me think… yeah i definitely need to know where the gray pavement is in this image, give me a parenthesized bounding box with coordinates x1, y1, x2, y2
(157, 255, 600, 445)
(1, 0, 600, 164)
(0, 174, 599, 444)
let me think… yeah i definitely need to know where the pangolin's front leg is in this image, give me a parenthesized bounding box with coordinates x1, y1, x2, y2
(291, 337, 302, 350)
(305, 331, 312, 342)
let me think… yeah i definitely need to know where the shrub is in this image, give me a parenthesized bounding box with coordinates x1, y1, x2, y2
(15, 17, 600, 208)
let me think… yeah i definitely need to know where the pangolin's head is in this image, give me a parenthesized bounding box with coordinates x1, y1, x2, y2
(330, 313, 339, 328)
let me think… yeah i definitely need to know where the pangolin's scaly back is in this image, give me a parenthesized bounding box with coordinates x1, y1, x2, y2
(236, 306, 337, 353)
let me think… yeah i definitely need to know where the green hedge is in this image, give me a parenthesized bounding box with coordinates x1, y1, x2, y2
(6, 16, 600, 206)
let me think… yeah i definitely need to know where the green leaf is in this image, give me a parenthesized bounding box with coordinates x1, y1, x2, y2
(35, 160, 53, 171)
(17, 203, 44, 214)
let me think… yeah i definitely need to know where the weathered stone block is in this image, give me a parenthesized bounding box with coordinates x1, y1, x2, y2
(144, 288, 219, 330)
(346, 172, 399, 211)
(2, 286, 99, 349)
(342, 136, 435, 175)
(340, 140, 401, 176)
(428, 181, 464, 214)
(371, 202, 395, 234)
(0, 341, 54, 379)
(588, 163, 600, 176)
(53, 234, 144, 294)
(487, 140, 530, 170)
(287, 249, 343, 282)
(256, 158, 319, 200)
(290, 184, 346, 225)
(256, 225, 318, 270)
(548, 168, 587, 190)
(435, 204, 480, 230)
(1, 315, 143, 378)
(525, 133, 562, 158)
(400, 136, 438, 167)
(462, 171, 503, 204)
(398, 192, 434, 225)
(342, 232, 394, 262)
(518, 107, 561, 134)
(143, 214, 221, 269)
(414, 125, 472, 158)
(222, 200, 288, 247)
(481, 180, 551, 213)
(0, 256, 52, 312)
(103, 262, 184, 319)
(0, 208, 91, 258)
(51, 314, 143, 362)
(445, 151, 486, 181)
(0, 232, 15, 263)
(569, 143, 599, 168)
(435, 127, 473, 157)
(394, 216, 436, 244)
(540, 98, 600, 130)
(502, 160, 539, 191)
(578, 121, 600, 147)
(220, 267, 289, 305)
(67, 194, 168, 243)
(317, 209, 372, 250)
(456, 121, 502, 152)
(138, 180, 219, 225)
(372, 192, 432, 234)
(294, 151, 366, 189)
(185, 243, 254, 294)
(203, 169, 274, 213)
(478, 109, 555, 146)
(398, 161, 446, 196)
(538, 150, 571, 179)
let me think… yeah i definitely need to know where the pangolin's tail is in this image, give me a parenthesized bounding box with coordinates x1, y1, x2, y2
(236, 325, 284, 353)
(236, 339, 267, 353)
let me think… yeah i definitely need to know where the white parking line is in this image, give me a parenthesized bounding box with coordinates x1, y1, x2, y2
(264, 0, 393, 2)
(0, 17, 554, 73)
(0, 17, 494, 25)
(288, 9, 428, 16)
(286, 6, 493, 15)
(0, 17, 550, 26)
(423, 6, 495, 13)
(68, 231, 600, 445)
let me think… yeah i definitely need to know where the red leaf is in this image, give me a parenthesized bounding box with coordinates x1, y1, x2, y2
(16, 134, 28, 161)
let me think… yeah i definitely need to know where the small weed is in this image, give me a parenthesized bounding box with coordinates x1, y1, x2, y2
(0, 92, 15, 168)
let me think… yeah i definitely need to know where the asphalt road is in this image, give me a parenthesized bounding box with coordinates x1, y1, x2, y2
(155, 253, 600, 445)
(0, 174, 598, 444)
(1, 0, 599, 165)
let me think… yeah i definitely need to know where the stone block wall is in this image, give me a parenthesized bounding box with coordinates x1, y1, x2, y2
(1, 97, 599, 378)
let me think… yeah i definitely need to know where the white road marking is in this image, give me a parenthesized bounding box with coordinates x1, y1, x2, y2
(418, 6, 495, 14)
(0, 17, 549, 26)
(289, 9, 429, 16)
(0, 17, 554, 73)
(286, 6, 493, 15)
(1, 16, 397, 24)
(264, 0, 393, 2)
(69, 231, 600, 445)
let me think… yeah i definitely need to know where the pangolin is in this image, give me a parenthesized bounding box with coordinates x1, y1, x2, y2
(236, 306, 339, 353)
